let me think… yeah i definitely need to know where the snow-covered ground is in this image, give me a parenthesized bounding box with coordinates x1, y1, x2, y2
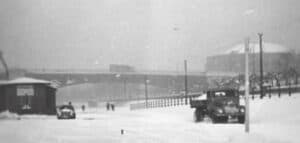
(0, 94, 300, 143)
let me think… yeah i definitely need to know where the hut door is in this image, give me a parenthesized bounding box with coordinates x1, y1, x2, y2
(17, 85, 34, 109)
(19, 95, 33, 109)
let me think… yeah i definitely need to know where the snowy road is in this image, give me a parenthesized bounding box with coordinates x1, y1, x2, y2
(0, 94, 300, 143)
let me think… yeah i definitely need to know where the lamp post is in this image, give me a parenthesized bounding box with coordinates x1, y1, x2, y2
(184, 60, 188, 105)
(144, 75, 150, 108)
(245, 37, 250, 133)
(123, 78, 127, 100)
(258, 33, 264, 99)
(115, 74, 127, 100)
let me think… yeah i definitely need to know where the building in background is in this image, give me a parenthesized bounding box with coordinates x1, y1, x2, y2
(0, 77, 56, 114)
(206, 42, 297, 76)
(109, 64, 135, 73)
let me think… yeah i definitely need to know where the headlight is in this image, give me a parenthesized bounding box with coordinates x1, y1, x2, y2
(217, 109, 223, 114)
(240, 108, 245, 113)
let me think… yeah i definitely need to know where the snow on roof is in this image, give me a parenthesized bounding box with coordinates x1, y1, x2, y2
(0, 77, 51, 85)
(9, 77, 51, 84)
(225, 43, 290, 54)
(0, 80, 8, 85)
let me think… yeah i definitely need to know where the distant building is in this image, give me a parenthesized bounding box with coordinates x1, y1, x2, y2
(109, 64, 135, 73)
(206, 43, 296, 76)
(0, 77, 56, 114)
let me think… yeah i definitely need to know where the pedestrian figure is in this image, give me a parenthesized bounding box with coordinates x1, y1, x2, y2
(81, 105, 85, 112)
(111, 104, 115, 111)
(106, 102, 110, 111)
(268, 86, 272, 98)
(288, 81, 292, 96)
(68, 101, 74, 110)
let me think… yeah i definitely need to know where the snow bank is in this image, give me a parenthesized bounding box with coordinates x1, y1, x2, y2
(0, 111, 20, 120)
(0, 93, 299, 143)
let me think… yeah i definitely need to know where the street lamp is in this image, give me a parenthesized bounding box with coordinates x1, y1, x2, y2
(184, 60, 188, 105)
(258, 33, 264, 98)
(115, 74, 127, 100)
(245, 37, 250, 133)
(144, 75, 150, 108)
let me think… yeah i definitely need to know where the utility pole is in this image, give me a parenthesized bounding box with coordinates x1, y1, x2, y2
(258, 33, 264, 98)
(250, 46, 255, 95)
(144, 75, 148, 108)
(184, 60, 188, 105)
(252, 45, 255, 75)
(123, 78, 127, 100)
(245, 37, 250, 133)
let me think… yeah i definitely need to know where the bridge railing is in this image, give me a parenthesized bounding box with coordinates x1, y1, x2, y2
(130, 84, 300, 110)
(130, 94, 200, 110)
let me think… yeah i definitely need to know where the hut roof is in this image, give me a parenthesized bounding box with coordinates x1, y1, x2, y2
(8, 77, 50, 84)
(0, 77, 55, 88)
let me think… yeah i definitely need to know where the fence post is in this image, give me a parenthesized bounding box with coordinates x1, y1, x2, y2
(159, 99, 162, 107)
(165, 98, 168, 107)
(173, 98, 175, 106)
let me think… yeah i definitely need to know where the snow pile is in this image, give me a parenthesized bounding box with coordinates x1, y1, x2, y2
(20, 114, 56, 120)
(0, 94, 299, 143)
(0, 110, 20, 120)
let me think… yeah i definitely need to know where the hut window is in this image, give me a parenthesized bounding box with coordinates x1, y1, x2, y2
(17, 85, 34, 96)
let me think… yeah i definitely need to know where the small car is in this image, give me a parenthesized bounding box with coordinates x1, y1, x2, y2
(56, 105, 76, 119)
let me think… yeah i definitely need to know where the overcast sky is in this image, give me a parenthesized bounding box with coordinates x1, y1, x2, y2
(0, 0, 299, 72)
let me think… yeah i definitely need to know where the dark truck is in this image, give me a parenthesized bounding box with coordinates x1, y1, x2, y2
(190, 88, 245, 123)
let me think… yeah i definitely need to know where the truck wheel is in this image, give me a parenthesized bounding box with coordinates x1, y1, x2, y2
(211, 115, 220, 123)
(221, 116, 228, 123)
(238, 116, 245, 123)
(194, 108, 204, 122)
(212, 116, 219, 123)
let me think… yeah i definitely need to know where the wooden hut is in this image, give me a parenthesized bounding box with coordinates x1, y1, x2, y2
(0, 77, 56, 115)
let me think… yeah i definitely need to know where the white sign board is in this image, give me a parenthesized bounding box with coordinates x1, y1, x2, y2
(17, 85, 34, 96)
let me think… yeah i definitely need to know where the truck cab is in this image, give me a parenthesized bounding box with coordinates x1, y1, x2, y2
(191, 88, 245, 123)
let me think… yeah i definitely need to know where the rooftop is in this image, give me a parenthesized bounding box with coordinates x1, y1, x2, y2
(225, 43, 290, 54)
(0, 77, 52, 86)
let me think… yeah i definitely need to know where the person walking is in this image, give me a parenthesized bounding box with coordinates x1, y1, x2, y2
(106, 102, 110, 111)
(111, 103, 115, 111)
(81, 105, 85, 112)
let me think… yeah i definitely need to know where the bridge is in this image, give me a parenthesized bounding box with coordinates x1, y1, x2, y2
(25, 69, 207, 88)
(24, 69, 208, 102)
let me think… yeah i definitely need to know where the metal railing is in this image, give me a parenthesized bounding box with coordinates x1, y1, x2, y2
(130, 94, 199, 110)
(130, 85, 300, 110)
